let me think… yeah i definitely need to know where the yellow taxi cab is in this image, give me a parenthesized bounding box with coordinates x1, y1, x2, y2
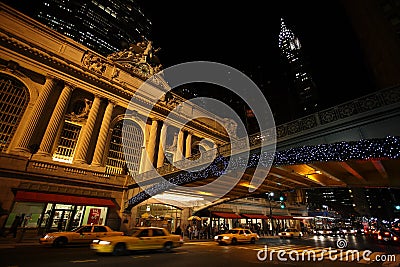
(278, 228, 302, 239)
(39, 224, 124, 247)
(91, 226, 184, 255)
(214, 228, 259, 245)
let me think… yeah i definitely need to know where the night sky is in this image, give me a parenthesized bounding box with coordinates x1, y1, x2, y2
(137, 0, 375, 123)
(3, 0, 376, 124)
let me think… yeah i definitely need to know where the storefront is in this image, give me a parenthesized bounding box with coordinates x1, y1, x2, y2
(4, 191, 116, 233)
(136, 203, 182, 233)
(240, 214, 269, 234)
(210, 212, 242, 234)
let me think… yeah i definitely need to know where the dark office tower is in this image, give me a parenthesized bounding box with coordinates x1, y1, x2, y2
(340, 0, 400, 89)
(278, 18, 318, 115)
(4, 0, 152, 56)
(305, 188, 358, 218)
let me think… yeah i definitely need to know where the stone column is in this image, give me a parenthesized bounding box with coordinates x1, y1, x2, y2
(14, 77, 57, 152)
(91, 100, 115, 167)
(36, 83, 74, 157)
(174, 129, 184, 162)
(185, 132, 192, 158)
(73, 96, 101, 164)
(156, 123, 168, 168)
(144, 119, 158, 171)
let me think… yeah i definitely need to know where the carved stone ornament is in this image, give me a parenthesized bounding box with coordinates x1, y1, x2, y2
(107, 37, 162, 79)
(66, 98, 92, 122)
(82, 52, 107, 75)
(160, 92, 181, 109)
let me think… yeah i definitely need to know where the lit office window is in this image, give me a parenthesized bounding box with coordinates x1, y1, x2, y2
(106, 120, 143, 175)
(0, 74, 29, 152)
(52, 121, 81, 163)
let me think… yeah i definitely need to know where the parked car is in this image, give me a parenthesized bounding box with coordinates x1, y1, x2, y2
(91, 227, 184, 255)
(39, 224, 124, 247)
(214, 228, 259, 245)
(278, 228, 302, 239)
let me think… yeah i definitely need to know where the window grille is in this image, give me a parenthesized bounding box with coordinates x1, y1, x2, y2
(0, 74, 29, 152)
(106, 120, 143, 175)
(52, 121, 81, 163)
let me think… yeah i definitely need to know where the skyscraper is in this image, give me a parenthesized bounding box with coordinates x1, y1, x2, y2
(306, 187, 357, 218)
(3, 0, 152, 56)
(278, 18, 318, 115)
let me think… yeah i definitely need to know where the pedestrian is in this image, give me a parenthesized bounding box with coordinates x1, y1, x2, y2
(8, 215, 20, 238)
(175, 225, 182, 237)
(187, 225, 192, 240)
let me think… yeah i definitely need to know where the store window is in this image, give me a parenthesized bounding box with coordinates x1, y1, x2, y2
(4, 202, 44, 228)
(6, 201, 109, 232)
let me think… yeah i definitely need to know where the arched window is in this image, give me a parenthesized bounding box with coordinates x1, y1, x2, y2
(106, 120, 143, 175)
(0, 74, 29, 152)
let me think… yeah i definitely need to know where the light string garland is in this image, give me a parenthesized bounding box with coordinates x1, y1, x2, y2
(125, 136, 400, 210)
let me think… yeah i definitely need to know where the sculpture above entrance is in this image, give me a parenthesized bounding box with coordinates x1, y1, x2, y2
(107, 37, 162, 78)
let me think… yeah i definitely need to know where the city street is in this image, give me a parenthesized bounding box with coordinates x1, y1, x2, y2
(1, 236, 399, 267)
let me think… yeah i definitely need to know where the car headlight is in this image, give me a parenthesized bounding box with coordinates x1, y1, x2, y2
(44, 235, 55, 239)
(214, 236, 219, 240)
(99, 241, 111, 245)
(223, 236, 230, 240)
(92, 239, 99, 244)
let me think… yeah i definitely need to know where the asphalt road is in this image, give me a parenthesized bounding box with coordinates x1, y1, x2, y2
(1, 236, 399, 267)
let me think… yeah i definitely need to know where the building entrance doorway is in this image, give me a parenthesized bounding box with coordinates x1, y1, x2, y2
(42, 204, 80, 232)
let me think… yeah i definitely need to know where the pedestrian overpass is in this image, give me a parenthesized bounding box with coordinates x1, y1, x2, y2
(124, 86, 400, 211)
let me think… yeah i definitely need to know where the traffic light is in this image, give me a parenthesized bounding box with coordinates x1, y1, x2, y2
(279, 193, 287, 202)
(280, 203, 286, 209)
(395, 205, 400, 211)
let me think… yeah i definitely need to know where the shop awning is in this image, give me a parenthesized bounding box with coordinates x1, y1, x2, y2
(241, 214, 269, 219)
(212, 212, 243, 219)
(15, 191, 115, 207)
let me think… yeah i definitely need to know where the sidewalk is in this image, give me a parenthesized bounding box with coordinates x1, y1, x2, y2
(0, 229, 41, 248)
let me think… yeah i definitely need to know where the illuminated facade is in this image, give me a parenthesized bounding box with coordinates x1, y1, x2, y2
(278, 18, 318, 115)
(0, 4, 231, 233)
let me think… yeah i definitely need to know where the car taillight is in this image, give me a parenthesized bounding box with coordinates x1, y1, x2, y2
(378, 235, 382, 240)
(384, 232, 390, 236)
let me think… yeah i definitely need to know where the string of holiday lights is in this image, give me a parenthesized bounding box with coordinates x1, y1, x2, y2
(125, 136, 400, 210)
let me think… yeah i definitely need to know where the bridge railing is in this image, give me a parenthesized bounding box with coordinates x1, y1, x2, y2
(130, 85, 400, 184)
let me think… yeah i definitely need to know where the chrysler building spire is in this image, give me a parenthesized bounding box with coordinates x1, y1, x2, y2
(279, 18, 318, 114)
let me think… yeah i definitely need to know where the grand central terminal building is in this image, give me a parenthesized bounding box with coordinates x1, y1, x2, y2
(0, 4, 310, 236)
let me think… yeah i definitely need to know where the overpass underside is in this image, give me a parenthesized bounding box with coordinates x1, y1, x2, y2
(125, 136, 400, 210)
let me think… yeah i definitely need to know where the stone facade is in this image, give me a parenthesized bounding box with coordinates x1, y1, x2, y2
(0, 4, 230, 233)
